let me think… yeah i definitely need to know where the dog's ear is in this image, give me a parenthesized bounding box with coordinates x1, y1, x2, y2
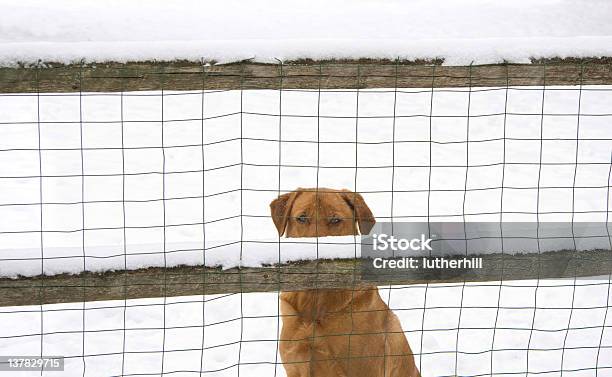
(270, 191, 300, 236)
(340, 190, 375, 235)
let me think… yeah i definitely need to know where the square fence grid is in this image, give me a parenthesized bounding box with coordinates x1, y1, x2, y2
(0, 62, 611, 376)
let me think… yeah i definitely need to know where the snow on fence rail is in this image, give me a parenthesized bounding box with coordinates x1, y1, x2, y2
(1, 251, 611, 307)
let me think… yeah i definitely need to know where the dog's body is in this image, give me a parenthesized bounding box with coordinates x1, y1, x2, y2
(279, 288, 419, 377)
(270, 188, 421, 377)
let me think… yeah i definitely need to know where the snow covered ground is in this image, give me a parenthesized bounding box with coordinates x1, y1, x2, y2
(0, 277, 611, 377)
(1, 85, 611, 277)
(1, 0, 612, 66)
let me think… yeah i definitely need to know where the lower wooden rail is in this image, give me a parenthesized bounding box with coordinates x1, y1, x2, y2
(1, 249, 610, 307)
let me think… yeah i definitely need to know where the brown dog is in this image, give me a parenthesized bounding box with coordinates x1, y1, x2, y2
(270, 188, 421, 377)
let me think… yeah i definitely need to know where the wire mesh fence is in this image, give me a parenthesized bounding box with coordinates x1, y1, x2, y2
(0, 62, 611, 376)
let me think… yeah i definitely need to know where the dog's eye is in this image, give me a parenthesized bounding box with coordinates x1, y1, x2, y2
(329, 216, 342, 225)
(296, 214, 309, 224)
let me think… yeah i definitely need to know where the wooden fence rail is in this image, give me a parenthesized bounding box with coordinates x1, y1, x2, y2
(1, 59, 611, 93)
(1, 250, 611, 307)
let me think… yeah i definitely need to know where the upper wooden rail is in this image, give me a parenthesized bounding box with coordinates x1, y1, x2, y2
(1, 59, 611, 93)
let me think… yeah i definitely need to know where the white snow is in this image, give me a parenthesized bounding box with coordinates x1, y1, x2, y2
(0, 85, 611, 277)
(1, 0, 612, 66)
(0, 278, 611, 376)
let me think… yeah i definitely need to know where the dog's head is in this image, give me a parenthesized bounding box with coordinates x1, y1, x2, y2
(269, 188, 375, 238)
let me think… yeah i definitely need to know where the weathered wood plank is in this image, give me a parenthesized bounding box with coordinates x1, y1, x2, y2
(0, 59, 610, 93)
(1, 249, 610, 307)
